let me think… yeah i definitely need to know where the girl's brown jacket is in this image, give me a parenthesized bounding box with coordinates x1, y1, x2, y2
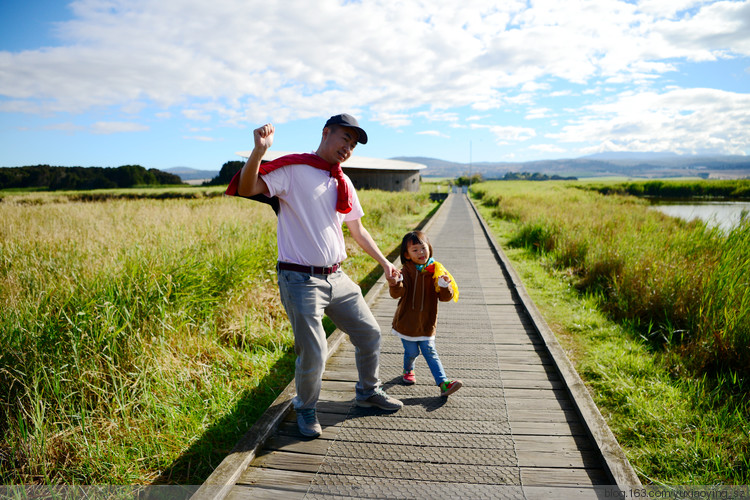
(389, 260, 454, 338)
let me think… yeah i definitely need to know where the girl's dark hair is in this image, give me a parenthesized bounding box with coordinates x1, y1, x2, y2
(400, 230, 433, 262)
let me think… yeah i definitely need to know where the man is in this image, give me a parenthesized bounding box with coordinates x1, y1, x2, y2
(228, 113, 403, 438)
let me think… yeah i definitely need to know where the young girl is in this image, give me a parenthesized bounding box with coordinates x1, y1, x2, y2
(388, 230, 462, 397)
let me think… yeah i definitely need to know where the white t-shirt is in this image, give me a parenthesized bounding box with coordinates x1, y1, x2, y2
(262, 164, 364, 267)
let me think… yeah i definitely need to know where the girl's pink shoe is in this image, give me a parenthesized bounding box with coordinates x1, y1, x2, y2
(402, 370, 416, 385)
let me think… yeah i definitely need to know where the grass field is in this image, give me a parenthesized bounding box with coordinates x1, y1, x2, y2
(5, 177, 748, 486)
(582, 178, 750, 199)
(0, 184, 440, 484)
(472, 179, 749, 485)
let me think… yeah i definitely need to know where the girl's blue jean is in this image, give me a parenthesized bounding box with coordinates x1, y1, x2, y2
(401, 338, 447, 386)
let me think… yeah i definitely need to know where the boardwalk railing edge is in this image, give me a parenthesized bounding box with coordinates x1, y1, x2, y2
(467, 194, 642, 488)
(190, 194, 452, 500)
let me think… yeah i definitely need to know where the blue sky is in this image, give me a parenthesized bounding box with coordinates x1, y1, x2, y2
(1, 0, 749, 171)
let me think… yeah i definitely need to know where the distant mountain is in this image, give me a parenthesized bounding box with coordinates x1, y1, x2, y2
(580, 152, 680, 161)
(164, 167, 220, 181)
(392, 154, 750, 180)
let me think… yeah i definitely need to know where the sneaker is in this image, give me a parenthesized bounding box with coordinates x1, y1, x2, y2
(296, 408, 322, 438)
(356, 388, 403, 411)
(402, 370, 416, 385)
(439, 379, 462, 397)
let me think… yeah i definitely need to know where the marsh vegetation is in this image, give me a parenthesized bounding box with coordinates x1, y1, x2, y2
(473, 179, 749, 484)
(0, 185, 437, 484)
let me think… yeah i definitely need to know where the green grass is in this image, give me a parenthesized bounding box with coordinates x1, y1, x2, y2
(0, 185, 227, 205)
(473, 181, 750, 485)
(582, 178, 750, 199)
(473, 180, 750, 377)
(0, 185, 440, 484)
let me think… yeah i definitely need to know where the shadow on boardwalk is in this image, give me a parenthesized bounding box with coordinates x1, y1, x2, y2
(193, 194, 639, 500)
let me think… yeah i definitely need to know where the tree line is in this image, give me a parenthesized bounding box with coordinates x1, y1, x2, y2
(203, 161, 244, 186)
(501, 171, 578, 181)
(0, 164, 183, 191)
(453, 172, 579, 186)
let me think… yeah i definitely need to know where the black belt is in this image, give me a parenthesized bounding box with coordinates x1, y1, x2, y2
(277, 261, 341, 275)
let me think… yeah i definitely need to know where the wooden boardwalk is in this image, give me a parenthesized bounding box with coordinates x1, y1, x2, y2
(194, 194, 639, 499)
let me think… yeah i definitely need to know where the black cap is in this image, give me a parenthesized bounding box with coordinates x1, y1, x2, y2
(324, 113, 368, 144)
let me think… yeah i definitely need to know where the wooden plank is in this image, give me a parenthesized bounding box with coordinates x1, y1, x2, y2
(510, 420, 588, 436)
(501, 369, 559, 381)
(237, 467, 314, 489)
(503, 388, 570, 400)
(279, 411, 348, 429)
(307, 400, 353, 415)
(523, 485, 605, 500)
(321, 368, 358, 382)
(316, 389, 359, 402)
(227, 486, 305, 500)
(482, 378, 563, 390)
(494, 336, 545, 346)
(469, 197, 640, 487)
(479, 343, 550, 352)
(505, 397, 574, 411)
(227, 487, 305, 500)
(513, 434, 596, 452)
(250, 450, 324, 473)
(517, 449, 603, 468)
(263, 435, 331, 455)
(195, 194, 637, 500)
(496, 351, 552, 362)
(507, 408, 581, 423)
(521, 467, 610, 486)
(496, 363, 552, 373)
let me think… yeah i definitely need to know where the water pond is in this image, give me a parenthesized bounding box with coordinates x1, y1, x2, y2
(650, 201, 750, 231)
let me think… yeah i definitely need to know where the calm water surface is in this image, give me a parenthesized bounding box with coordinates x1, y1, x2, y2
(650, 201, 750, 231)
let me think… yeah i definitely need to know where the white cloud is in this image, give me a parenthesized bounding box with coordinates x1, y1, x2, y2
(636, 0, 706, 19)
(372, 112, 412, 128)
(182, 109, 213, 122)
(2, 0, 746, 119)
(417, 130, 450, 138)
(474, 124, 537, 144)
(530, 144, 567, 153)
(184, 135, 220, 142)
(652, 1, 750, 58)
(417, 111, 460, 123)
(90, 121, 149, 134)
(551, 87, 750, 154)
(0, 0, 748, 158)
(525, 107, 554, 120)
(43, 122, 85, 133)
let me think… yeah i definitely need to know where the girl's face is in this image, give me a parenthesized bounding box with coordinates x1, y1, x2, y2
(405, 240, 430, 264)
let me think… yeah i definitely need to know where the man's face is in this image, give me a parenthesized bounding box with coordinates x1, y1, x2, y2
(317, 125, 358, 164)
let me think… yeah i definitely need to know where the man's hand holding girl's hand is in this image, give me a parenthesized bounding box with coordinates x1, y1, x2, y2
(387, 269, 403, 287)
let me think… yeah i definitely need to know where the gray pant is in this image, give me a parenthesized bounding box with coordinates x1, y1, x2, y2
(277, 268, 381, 410)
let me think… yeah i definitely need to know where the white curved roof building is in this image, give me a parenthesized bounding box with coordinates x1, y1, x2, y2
(236, 151, 427, 192)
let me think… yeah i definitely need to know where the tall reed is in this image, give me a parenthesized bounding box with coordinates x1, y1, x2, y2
(0, 187, 436, 484)
(585, 178, 750, 199)
(472, 181, 750, 379)
(473, 180, 750, 484)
